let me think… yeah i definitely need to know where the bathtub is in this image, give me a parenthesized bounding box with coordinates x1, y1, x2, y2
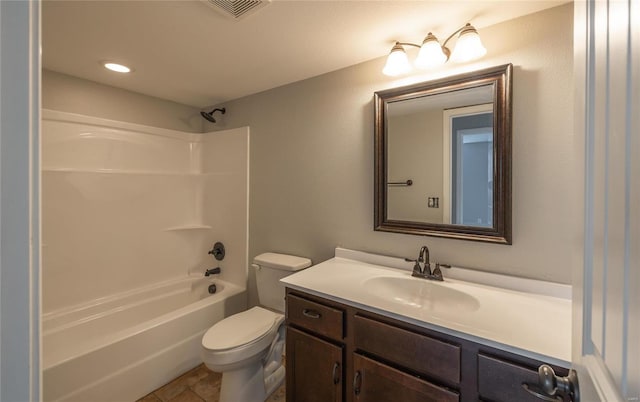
(43, 276, 246, 402)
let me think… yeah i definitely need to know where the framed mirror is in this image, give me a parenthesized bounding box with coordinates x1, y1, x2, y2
(374, 64, 512, 244)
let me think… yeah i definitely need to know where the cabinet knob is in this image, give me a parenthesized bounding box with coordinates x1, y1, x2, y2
(523, 365, 580, 402)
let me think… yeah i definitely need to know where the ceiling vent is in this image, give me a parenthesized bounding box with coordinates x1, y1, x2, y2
(203, 0, 271, 20)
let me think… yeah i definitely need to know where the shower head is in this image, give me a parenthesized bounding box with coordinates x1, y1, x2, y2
(201, 107, 226, 123)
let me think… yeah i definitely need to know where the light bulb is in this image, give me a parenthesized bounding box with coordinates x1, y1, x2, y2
(103, 62, 132, 73)
(450, 24, 487, 63)
(415, 33, 447, 69)
(382, 43, 411, 76)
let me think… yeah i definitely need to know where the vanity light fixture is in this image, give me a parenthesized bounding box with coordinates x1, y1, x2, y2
(103, 62, 132, 73)
(382, 23, 487, 76)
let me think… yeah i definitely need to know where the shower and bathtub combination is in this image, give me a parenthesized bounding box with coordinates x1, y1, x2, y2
(42, 110, 250, 401)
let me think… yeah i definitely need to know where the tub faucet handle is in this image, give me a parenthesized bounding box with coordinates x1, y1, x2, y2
(208, 242, 225, 261)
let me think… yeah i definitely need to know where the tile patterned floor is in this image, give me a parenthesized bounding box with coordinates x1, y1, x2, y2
(136, 364, 285, 402)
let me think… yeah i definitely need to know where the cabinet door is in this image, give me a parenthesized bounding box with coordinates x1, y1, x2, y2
(286, 326, 343, 402)
(352, 354, 459, 402)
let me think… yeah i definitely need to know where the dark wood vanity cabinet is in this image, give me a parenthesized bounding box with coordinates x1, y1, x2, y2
(285, 289, 568, 402)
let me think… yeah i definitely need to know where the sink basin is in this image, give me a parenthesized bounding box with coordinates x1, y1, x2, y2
(363, 276, 480, 313)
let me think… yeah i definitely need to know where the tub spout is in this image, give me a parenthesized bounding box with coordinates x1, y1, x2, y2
(205, 267, 221, 277)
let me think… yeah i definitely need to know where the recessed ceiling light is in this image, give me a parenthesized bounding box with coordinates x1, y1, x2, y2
(103, 62, 132, 73)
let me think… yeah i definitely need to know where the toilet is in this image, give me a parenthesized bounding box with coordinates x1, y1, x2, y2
(201, 252, 311, 402)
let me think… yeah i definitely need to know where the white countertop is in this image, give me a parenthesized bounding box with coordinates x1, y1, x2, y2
(281, 248, 571, 367)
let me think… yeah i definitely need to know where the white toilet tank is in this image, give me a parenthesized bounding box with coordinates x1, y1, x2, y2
(253, 252, 311, 312)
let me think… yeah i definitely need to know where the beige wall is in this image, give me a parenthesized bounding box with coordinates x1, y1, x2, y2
(387, 109, 444, 223)
(43, 70, 204, 132)
(212, 3, 575, 303)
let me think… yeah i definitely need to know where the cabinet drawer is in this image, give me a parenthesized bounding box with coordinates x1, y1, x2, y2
(478, 354, 569, 402)
(353, 314, 460, 385)
(287, 294, 344, 340)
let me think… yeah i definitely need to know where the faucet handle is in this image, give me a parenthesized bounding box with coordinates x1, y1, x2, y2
(431, 264, 444, 281)
(405, 258, 425, 277)
(208, 242, 225, 261)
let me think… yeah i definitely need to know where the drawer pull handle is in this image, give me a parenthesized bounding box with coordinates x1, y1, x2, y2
(302, 309, 321, 319)
(332, 362, 340, 385)
(522, 383, 563, 402)
(353, 370, 362, 395)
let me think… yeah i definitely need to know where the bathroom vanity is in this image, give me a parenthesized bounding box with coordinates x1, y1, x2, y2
(282, 249, 572, 402)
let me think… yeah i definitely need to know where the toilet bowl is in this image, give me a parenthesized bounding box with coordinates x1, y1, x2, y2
(202, 307, 285, 402)
(201, 252, 311, 402)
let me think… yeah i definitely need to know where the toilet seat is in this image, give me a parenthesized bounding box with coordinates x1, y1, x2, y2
(202, 307, 284, 367)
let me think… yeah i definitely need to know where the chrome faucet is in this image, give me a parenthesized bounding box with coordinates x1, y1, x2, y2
(405, 245, 445, 281)
(418, 246, 430, 274)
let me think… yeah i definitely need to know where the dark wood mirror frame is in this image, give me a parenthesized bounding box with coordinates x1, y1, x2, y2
(374, 64, 512, 244)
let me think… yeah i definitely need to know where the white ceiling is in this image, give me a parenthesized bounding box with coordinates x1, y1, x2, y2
(43, 0, 566, 108)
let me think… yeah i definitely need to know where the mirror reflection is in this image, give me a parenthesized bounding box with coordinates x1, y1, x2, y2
(375, 64, 512, 244)
(387, 85, 494, 226)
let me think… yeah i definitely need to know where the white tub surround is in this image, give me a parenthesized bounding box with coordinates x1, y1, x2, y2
(43, 277, 246, 402)
(42, 110, 250, 401)
(42, 110, 250, 310)
(281, 248, 571, 367)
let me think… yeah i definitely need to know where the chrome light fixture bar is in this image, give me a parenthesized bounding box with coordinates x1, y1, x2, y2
(383, 23, 487, 76)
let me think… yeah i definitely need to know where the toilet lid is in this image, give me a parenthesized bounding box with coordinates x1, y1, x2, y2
(202, 306, 283, 351)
